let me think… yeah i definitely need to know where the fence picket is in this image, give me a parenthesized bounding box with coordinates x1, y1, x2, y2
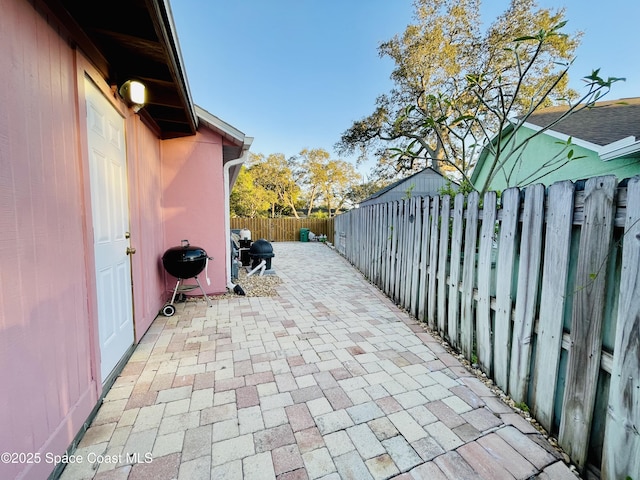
(509, 184, 545, 403)
(531, 181, 575, 432)
(476, 192, 497, 374)
(401, 199, 414, 309)
(559, 176, 617, 471)
(410, 197, 424, 318)
(390, 201, 399, 301)
(437, 196, 451, 337)
(460, 191, 479, 359)
(373, 203, 383, 286)
(417, 198, 431, 322)
(602, 176, 640, 480)
(428, 195, 440, 329)
(447, 194, 465, 348)
(382, 203, 390, 291)
(393, 202, 402, 303)
(494, 187, 520, 391)
(385, 202, 393, 294)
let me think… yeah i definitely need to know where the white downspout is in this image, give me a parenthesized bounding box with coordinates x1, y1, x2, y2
(223, 150, 249, 290)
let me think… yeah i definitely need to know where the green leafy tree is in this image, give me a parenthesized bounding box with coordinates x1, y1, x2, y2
(295, 148, 362, 216)
(297, 148, 331, 216)
(336, 0, 621, 194)
(322, 159, 362, 216)
(250, 153, 302, 217)
(229, 166, 273, 217)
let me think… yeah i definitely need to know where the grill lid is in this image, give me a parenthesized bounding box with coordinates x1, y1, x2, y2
(162, 240, 208, 279)
(248, 239, 274, 259)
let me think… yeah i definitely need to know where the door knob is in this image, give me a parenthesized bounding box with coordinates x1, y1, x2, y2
(127, 247, 137, 255)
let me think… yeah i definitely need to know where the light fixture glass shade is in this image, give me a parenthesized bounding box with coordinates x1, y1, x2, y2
(119, 80, 146, 109)
(128, 80, 146, 105)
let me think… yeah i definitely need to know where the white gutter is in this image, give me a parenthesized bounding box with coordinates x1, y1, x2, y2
(223, 145, 252, 289)
(599, 136, 640, 161)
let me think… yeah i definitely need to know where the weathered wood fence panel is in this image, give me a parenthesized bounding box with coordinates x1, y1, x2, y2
(334, 175, 638, 478)
(231, 217, 334, 244)
(460, 192, 479, 360)
(531, 181, 574, 433)
(447, 194, 464, 347)
(494, 188, 519, 390)
(601, 176, 640, 480)
(476, 192, 496, 375)
(509, 183, 544, 404)
(559, 176, 617, 471)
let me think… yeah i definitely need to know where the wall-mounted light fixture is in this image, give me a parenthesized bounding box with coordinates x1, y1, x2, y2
(119, 80, 146, 113)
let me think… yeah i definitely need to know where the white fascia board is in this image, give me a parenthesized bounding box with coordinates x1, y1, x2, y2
(195, 104, 246, 146)
(599, 136, 640, 161)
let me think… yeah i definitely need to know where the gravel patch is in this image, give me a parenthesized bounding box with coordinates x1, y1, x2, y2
(215, 268, 282, 299)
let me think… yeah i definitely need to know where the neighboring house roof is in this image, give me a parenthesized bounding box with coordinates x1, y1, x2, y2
(525, 97, 640, 146)
(359, 167, 455, 206)
(471, 97, 640, 188)
(43, 0, 197, 138)
(523, 97, 640, 160)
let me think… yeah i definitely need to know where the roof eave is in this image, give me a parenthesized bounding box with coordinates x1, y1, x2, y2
(195, 105, 253, 166)
(600, 137, 640, 161)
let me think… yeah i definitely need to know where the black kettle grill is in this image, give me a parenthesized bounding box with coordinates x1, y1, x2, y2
(248, 239, 274, 270)
(161, 240, 212, 316)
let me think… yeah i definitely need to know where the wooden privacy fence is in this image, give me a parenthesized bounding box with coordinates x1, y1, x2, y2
(230, 217, 334, 244)
(334, 175, 639, 479)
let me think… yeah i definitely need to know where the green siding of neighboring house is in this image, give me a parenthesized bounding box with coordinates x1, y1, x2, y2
(472, 125, 640, 193)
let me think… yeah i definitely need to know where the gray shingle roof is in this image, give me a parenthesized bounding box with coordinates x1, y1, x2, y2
(525, 97, 640, 146)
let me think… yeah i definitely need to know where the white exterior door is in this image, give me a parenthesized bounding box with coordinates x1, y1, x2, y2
(85, 78, 134, 382)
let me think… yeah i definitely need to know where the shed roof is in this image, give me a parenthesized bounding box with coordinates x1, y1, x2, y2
(359, 167, 454, 206)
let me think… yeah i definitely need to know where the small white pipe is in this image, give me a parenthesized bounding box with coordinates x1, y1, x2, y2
(246, 259, 266, 277)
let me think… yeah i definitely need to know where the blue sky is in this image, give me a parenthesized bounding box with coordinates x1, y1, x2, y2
(170, 1, 638, 176)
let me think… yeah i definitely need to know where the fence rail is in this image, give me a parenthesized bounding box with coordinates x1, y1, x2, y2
(334, 175, 640, 479)
(231, 217, 334, 244)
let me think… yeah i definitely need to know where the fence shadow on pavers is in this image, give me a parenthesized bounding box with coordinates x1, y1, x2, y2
(335, 175, 640, 479)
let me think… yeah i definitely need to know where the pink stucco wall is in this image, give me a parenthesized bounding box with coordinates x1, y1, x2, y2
(0, 3, 98, 479)
(161, 129, 229, 296)
(0, 2, 230, 478)
(128, 120, 170, 340)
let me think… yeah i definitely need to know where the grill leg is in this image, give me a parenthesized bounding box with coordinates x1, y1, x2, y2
(170, 279, 182, 304)
(193, 276, 213, 308)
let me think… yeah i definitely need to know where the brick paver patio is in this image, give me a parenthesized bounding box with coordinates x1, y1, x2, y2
(59, 242, 577, 480)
